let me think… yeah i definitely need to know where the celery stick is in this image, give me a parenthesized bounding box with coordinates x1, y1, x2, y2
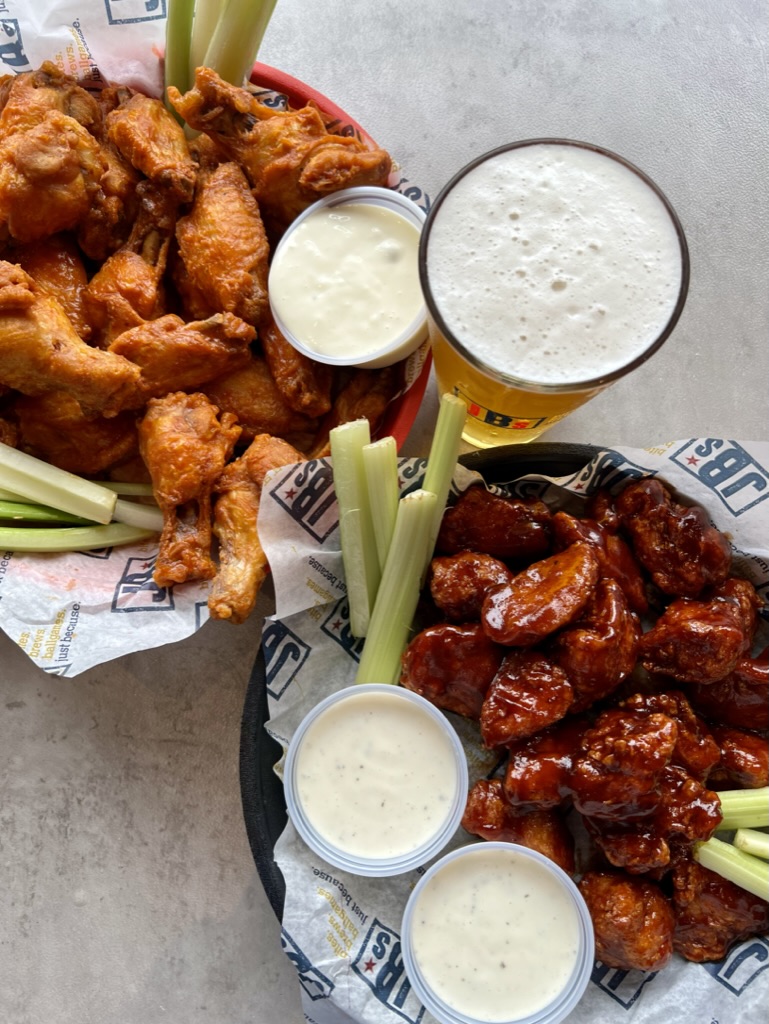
(0, 524, 157, 553)
(734, 828, 769, 861)
(421, 393, 467, 580)
(98, 482, 155, 497)
(0, 501, 91, 525)
(202, 0, 279, 87)
(356, 489, 437, 685)
(189, 0, 227, 78)
(113, 498, 164, 533)
(0, 442, 116, 525)
(694, 836, 769, 900)
(330, 419, 380, 638)
(717, 787, 769, 831)
(164, 0, 196, 105)
(362, 437, 400, 573)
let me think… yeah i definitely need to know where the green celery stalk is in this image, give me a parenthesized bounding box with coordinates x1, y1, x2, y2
(355, 489, 437, 685)
(164, 0, 196, 106)
(0, 524, 157, 553)
(362, 436, 400, 573)
(717, 787, 769, 831)
(97, 482, 155, 497)
(421, 393, 467, 581)
(694, 836, 769, 901)
(0, 501, 90, 525)
(202, 0, 279, 87)
(113, 498, 164, 533)
(0, 442, 116, 525)
(189, 0, 227, 78)
(330, 419, 380, 638)
(733, 828, 769, 861)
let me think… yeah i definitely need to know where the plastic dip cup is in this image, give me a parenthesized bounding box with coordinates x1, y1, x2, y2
(401, 842, 595, 1024)
(269, 186, 428, 369)
(419, 139, 690, 447)
(283, 684, 469, 877)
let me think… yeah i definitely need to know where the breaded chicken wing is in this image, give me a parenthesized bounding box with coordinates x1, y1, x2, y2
(106, 92, 197, 203)
(138, 392, 241, 587)
(260, 311, 333, 418)
(0, 261, 141, 416)
(13, 391, 138, 475)
(13, 233, 91, 339)
(0, 110, 106, 243)
(0, 61, 102, 136)
(168, 67, 392, 238)
(209, 433, 306, 623)
(109, 312, 255, 400)
(308, 366, 399, 458)
(173, 161, 270, 325)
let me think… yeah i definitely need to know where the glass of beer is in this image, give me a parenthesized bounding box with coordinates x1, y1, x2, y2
(419, 139, 690, 447)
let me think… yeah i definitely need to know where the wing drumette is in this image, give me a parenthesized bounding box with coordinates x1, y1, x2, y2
(13, 233, 92, 340)
(138, 392, 241, 587)
(208, 433, 306, 623)
(0, 261, 141, 416)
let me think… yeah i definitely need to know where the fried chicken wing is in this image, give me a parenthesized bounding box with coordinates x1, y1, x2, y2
(0, 261, 141, 416)
(173, 161, 270, 325)
(549, 577, 641, 713)
(106, 92, 197, 203)
(504, 716, 589, 810)
(208, 434, 306, 623)
(308, 366, 400, 458)
(0, 62, 102, 136)
(616, 477, 732, 597)
(480, 650, 573, 748)
(108, 312, 254, 400)
(168, 67, 392, 238)
(12, 233, 91, 339)
(638, 577, 761, 684)
(671, 857, 769, 962)
(688, 649, 769, 733)
(77, 137, 142, 261)
(400, 622, 505, 718)
(461, 778, 575, 872)
(13, 391, 138, 476)
(138, 392, 241, 587)
(708, 725, 769, 789)
(84, 180, 180, 347)
(201, 354, 319, 449)
(578, 871, 676, 972)
(260, 311, 333, 418)
(0, 110, 106, 243)
(436, 485, 552, 562)
(429, 552, 513, 622)
(620, 690, 721, 782)
(481, 542, 600, 646)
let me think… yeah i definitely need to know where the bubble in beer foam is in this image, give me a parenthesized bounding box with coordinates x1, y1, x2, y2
(427, 144, 682, 385)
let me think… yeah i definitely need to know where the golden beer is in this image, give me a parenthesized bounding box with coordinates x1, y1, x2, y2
(420, 140, 689, 448)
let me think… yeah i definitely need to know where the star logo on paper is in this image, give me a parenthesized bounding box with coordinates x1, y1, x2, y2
(363, 958, 376, 972)
(332, 618, 343, 630)
(284, 487, 297, 499)
(686, 455, 700, 466)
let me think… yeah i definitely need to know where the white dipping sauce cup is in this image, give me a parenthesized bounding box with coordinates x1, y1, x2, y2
(401, 842, 595, 1024)
(268, 187, 428, 369)
(283, 684, 468, 877)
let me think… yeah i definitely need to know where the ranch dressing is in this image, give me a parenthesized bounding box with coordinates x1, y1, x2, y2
(409, 845, 582, 1022)
(268, 200, 425, 363)
(293, 688, 460, 859)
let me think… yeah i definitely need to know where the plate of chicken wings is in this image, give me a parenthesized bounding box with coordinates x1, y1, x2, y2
(241, 440, 769, 980)
(0, 60, 430, 628)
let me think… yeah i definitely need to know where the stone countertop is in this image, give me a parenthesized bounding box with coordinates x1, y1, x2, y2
(1, 2, 766, 1022)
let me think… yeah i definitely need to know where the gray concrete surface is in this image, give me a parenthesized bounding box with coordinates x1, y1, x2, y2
(1, 1, 766, 1022)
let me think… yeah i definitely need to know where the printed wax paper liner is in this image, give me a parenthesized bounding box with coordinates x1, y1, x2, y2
(256, 439, 769, 1024)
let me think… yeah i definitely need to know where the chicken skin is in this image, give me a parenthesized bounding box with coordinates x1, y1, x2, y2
(0, 109, 106, 243)
(173, 161, 270, 325)
(12, 233, 91, 339)
(0, 261, 141, 416)
(13, 391, 138, 476)
(0, 61, 102, 137)
(260, 311, 333, 418)
(138, 392, 241, 587)
(108, 312, 255, 400)
(106, 92, 197, 203)
(168, 67, 392, 238)
(209, 434, 306, 623)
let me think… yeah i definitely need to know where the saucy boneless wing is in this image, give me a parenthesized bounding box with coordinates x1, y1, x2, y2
(400, 477, 768, 972)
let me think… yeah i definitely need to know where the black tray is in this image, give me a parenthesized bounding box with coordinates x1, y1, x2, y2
(239, 442, 601, 918)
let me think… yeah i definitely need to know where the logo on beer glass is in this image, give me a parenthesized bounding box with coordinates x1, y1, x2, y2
(455, 386, 548, 432)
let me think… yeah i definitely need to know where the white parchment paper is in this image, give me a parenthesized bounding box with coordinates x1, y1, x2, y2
(256, 439, 769, 1024)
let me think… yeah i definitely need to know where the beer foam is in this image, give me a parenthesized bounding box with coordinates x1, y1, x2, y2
(426, 144, 683, 385)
